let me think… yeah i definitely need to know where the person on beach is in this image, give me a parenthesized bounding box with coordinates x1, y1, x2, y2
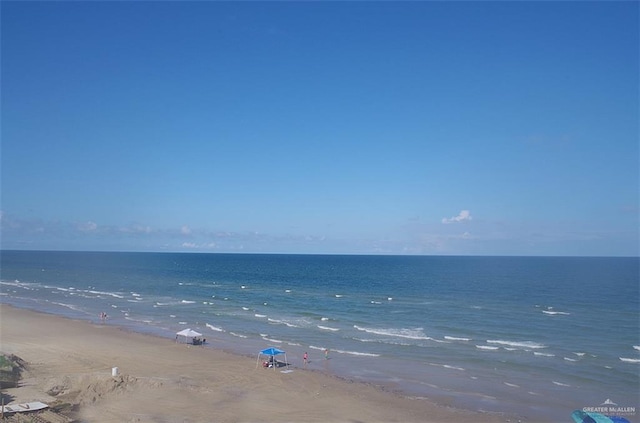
(303, 352, 308, 366)
(324, 348, 329, 359)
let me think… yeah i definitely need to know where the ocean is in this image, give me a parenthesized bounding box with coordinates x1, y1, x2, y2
(1, 251, 638, 422)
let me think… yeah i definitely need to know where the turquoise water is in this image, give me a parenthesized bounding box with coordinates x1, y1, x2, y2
(1, 251, 638, 421)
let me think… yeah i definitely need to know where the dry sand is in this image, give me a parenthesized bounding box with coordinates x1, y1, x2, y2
(0, 305, 514, 423)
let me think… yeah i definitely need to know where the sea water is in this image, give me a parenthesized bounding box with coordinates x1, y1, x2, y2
(1, 251, 638, 422)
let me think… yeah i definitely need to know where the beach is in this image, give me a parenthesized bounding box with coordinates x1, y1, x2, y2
(0, 305, 513, 423)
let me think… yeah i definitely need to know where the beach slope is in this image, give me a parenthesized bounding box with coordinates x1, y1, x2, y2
(0, 305, 509, 423)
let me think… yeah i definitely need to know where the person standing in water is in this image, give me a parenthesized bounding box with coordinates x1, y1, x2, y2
(324, 348, 329, 359)
(303, 352, 308, 366)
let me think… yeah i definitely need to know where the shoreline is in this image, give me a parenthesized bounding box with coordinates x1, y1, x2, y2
(0, 304, 523, 423)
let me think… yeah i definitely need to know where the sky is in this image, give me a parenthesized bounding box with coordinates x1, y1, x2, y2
(1, 1, 638, 256)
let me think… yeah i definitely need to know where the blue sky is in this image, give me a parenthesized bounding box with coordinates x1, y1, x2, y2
(1, 1, 638, 256)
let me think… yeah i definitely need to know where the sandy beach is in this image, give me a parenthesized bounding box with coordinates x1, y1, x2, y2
(0, 305, 516, 423)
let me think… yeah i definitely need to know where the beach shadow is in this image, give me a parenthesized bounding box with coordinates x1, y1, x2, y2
(0, 392, 16, 405)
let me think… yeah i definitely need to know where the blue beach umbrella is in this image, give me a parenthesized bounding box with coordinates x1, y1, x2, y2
(256, 347, 288, 370)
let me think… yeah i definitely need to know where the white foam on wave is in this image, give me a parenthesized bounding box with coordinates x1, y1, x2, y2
(335, 294, 344, 298)
(88, 290, 125, 299)
(181, 300, 196, 304)
(444, 336, 471, 341)
(442, 364, 465, 371)
(255, 314, 267, 318)
(573, 352, 585, 357)
(552, 381, 571, 387)
(476, 345, 500, 350)
(268, 318, 299, 328)
(620, 357, 640, 363)
(633, 345, 640, 351)
(229, 332, 248, 339)
(355, 337, 413, 347)
(504, 382, 519, 388)
(318, 325, 340, 332)
(353, 325, 431, 340)
(206, 323, 224, 332)
(321, 317, 329, 321)
(487, 340, 546, 349)
(262, 337, 283, 344)
(50, 301, 84, 312)
(534, 352, 555, 357)
(331, 348, 380, 357)
(542, 310, 571, 315)
(564, 357, 577, 362)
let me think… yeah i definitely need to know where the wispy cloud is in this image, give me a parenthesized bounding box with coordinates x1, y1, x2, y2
(77, 221, 98, 232)
(442, 210, 472, 224)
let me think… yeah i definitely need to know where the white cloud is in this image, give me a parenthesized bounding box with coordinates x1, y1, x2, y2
(78, 221, 98, 232)
(442, 210, 472, 224)
(181, 242, 197, 248)
(181, 225, 192, 236)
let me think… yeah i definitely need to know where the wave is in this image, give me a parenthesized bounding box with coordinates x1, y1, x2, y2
(309, 345, 326, 351)
(534, 352, 555, 357)
(354, 325, 431, 340)
(486, 340, 546, 349)
(268, 318, 299, 328)
(476, 345, 500, 350)
(181, 300, 196, 304)
(552, 381, 571, 387)
(542, 310, 571, 316)
(633, 345, 640, 351)
(262, 337, 283, 344)
(255, 314, 267, 318)
(564, 357, 577, 362)
(444, 336, 471, 341)
(335, 294, 344, 298)
(88, 290, 125, 299)
(442, 364, 465, 371)
(206, 323, 224, 332)
(229, 332, 247, 339)
(318, 325, 340, 332)
(619, 357, 640, 363)
(331, 348, 380, 357)
(50, 301, 85, 313)
(355, 338, 414, 347)
(504, 382, 519, 388)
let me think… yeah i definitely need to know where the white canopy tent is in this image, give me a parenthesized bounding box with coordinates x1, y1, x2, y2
(176, 328, 203, 344)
